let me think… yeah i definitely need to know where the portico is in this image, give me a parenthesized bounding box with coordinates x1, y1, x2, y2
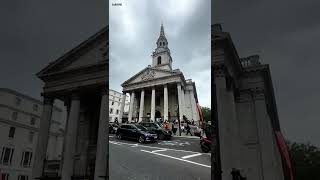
(32, 27, 108, 180)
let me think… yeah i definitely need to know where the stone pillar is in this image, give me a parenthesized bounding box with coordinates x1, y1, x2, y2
(128, 91, 135, 122)
(32, 96, 54, 179)
(119, 92, 126, 122)
(177, 83, 183, 122)
(139, 89, 145, 122)
(61, 93, 81, 180)
(94, 89, 108, 180)
(151, 87, 156, 121)
(181, 88, 186, 118)
(163, 84, 169, 121)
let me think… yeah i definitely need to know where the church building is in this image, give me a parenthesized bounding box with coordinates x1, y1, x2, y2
(120, 24, 202, 124)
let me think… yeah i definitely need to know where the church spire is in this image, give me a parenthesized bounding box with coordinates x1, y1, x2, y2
(160, 22, 165, 37)
(152, 23, 172, 70)
(156, 23, 168, 49)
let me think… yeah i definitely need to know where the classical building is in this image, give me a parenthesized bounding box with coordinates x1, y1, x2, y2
(32, 27, 108, 180)
(108, 89, 129, 123)
(120, 24, 201, 125)
(213, 24, 290, 180)
(0, 88, 65, 180)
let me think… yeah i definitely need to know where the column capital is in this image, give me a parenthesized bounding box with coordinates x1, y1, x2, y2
(71, 92, 81, 100)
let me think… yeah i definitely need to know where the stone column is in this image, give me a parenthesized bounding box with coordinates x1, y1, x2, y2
(181, 88, 186, 118)
(163, 84, 169, 121)
(61, 93, 81, 180)
(139, 89, 145, 122)
(119, 92, 126, 122)
(32, 96, 54, 179)
(177, 83, 183, 122)
(151, 87, 156, 121)
(128, 91, 135, 122)
(94, 89, 108, 180)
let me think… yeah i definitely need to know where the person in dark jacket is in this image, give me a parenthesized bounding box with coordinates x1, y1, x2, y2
(186, 123, 192, 136)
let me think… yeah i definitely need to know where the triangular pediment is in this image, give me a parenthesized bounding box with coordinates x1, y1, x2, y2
(37, 27, 108, 78)
(122, 67, 180, 86)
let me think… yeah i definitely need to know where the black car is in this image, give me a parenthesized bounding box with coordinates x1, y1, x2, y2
(116, 124, 157, 143)
(109, 123, 119, 134)
(139, 122, 172, 140)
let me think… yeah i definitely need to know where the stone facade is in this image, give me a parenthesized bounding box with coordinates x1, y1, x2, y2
(32, 27, 108, 180)
(120, 24, 201, 126)
(0, 88, 64, 180)
(213, 24, 285, 180)
(109, 89, 129, 123)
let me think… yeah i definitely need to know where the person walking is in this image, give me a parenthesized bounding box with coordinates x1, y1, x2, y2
(186, 122, 192, 136)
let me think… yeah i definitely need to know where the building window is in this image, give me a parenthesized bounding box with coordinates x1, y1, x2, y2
(28, 131, 34, 143)
(157, 56, 161, 65)
(30, 117, 36, 125)
(12, 112, 18, 120)
(1, 173, 9, 180)
(33, 104, 38, 111)
(116, 110, 119, 115)
(9, 127, 15, 138)
(21, 151, 32, 167)
(109, 108, 113, 114)
(0, 147, 14, 165)
(111, 101, 114, 105)
(18, 175, 29, 180)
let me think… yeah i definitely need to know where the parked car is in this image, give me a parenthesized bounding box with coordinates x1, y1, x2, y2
(139, 122, 172, 140)
(109, 123, 119, 134)
(116, 124, 157, 143)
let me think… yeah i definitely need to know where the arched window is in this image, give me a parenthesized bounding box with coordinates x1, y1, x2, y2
(157, 56, 161, 65)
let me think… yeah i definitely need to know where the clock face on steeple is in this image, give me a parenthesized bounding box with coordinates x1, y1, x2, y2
(152, 23, 173, 70)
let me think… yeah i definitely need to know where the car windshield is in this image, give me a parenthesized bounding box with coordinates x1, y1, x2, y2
(134, 124, 147, 131)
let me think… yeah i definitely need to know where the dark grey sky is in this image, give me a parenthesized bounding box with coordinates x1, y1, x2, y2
(213, 0, 320, 146)
(1, 0, 318, 146)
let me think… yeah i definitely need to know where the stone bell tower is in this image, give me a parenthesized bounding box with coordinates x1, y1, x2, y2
(151, 23, 173, 70)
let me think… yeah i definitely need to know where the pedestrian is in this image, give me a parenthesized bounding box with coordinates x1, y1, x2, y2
(186, 122, 192, 136)
(172, 122, 176, 135)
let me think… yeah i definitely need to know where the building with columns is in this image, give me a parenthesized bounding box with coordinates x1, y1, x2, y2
(0, 88, 65, 180)
(119, 24, 201, 124)
(32, 27, 108, 180)
(108, 89, 130, 123)
(213, 24, 291, 180)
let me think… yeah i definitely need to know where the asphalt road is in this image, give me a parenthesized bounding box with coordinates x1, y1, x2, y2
(109, 135, 211, 180)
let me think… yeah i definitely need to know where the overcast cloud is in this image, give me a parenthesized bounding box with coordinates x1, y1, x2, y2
(213, 0, 320, 146)
(109, 0, 211, 107)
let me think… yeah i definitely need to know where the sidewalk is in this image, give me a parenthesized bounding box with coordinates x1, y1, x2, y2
(171, 131, 201, 139)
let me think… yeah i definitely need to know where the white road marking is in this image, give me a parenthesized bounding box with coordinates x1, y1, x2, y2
(130, 144, 139, 147)
(181, 153, 202, 159)
(109, 141, 204, 154)
(151, 149, 167, 153)
(140, 149, 210, 168)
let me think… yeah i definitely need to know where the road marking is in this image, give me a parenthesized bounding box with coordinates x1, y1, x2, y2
(109, 141, 204, 154)
(151, 149, 167, 153)
(140, 150, 210, 168)
(110, 141, 122, 145)
(130, 144, 139, 147)
(181, 153, 202, 159)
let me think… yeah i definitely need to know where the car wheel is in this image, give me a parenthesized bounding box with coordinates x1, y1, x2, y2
(138, 136, 145, 143)
(117, 133, 122, 140)
(159, 133, 165, 140)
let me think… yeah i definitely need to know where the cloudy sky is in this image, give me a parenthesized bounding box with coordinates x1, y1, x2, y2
(109, 0, 211, 107)
(213, 0, 320, 146)
(1, 0, 319, 146)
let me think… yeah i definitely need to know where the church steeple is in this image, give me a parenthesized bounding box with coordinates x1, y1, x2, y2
(152, 23, 172, 70)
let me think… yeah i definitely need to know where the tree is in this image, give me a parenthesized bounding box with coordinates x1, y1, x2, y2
(287, 141, 320, 180)
(201, 107, 211, 123)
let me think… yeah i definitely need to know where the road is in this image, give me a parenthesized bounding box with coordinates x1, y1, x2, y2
(109, 135, 211, 180)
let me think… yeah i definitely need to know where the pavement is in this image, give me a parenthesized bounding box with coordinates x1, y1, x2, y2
(109, 134, 211, 180)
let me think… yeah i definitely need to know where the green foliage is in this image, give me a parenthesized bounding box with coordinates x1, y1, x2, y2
(201, 107, 211, 123)
(287, 141, 320, 180)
